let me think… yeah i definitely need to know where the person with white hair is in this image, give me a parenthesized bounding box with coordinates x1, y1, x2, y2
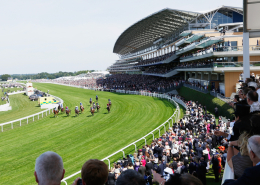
(34, 151, 65, 185)
(223, 135, 260, 185)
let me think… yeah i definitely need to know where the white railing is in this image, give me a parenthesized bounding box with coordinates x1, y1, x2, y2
(7, 91, 26, 95)
(61, 91, 187, 185)
(0, 94, 64, 132)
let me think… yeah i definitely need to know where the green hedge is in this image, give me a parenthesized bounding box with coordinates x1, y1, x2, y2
(178, 87, 234, 119)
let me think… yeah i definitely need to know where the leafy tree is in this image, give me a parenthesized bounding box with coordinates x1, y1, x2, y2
(0, 74, 11, 81)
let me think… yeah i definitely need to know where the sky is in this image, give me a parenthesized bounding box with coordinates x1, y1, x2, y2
(0, 0, 243, 75)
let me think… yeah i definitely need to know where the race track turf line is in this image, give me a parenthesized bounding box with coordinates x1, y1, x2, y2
(0, 83, 177, 185)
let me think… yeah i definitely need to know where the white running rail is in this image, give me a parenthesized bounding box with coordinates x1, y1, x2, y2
(0, 94, 64, 132)
(61, 91, 187, 185)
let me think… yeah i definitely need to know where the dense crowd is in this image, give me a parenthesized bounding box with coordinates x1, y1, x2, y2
(97, 74, 183, 92)
(33, 73, 260, 185)
(136, 51, 176, 66)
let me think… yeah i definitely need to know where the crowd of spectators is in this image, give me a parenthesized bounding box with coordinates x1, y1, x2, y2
(136, 51, 176, 66)
(97, 74, 183, 92)
(34, 74, 260, 185)
(143, 61, 213, 75)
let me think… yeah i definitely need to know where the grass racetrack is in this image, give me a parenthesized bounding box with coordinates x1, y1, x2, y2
(0, 93, 42, 124)
(0, 83, 178, 185)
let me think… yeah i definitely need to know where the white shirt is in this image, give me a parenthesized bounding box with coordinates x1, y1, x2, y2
(257, 89, 260, 103)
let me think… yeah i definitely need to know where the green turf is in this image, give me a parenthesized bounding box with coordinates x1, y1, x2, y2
(0, 93, 43, 124)
(0, 83, 177, 185)
(178, 87, 234, 119)
(0, 87, 24, 105)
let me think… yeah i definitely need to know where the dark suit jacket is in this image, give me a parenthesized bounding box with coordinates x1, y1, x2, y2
(189, 162, 196, 174)
(145, 162, 153, 175)
(223, 165, 260, 185)
(156, 163, 165, 176)
(138, 166, 146, 177)
(196, 147, 203, 158)
(106, 172, 115, 185)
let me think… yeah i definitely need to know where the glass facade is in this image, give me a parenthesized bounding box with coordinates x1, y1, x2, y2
(211, 10, 233, 28)
(189, 9, 243, 30)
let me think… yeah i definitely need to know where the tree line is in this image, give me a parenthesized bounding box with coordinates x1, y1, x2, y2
(0, 70, 95, 81)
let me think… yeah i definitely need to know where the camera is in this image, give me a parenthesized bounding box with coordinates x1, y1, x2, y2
(77, 179, 82, 185)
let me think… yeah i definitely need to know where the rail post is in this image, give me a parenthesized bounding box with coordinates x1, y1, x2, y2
(27, 118, 28, 124)
(143, 137, 147, 145)
(133, 144, 137, 152)
(38, 114, 39, 120)
(104, 158, 111, 169)
(11, 122, 13, 129)
(20, 120, 21, 126)
(157, 128, 160, 137)
(33, 116, 34, 122)
(1, 125, 3, 132)
(121, 150, 125, 158)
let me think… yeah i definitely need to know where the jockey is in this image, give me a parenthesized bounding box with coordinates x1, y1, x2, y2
(66, 106, 69, 111)
(80, 102, 83, 106)
(60, 103, 63, 108)
(75, 106, 78, 110)
(96, 95, 98, 99)
(107, 103, 109, 108)
(96, 102, 99, 106)
(90, 98, 92, 101)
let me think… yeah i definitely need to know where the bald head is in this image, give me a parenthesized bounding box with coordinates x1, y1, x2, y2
(248, 135, 260, 159)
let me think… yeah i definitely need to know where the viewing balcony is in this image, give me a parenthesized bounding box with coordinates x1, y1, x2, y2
(176, 37, 223, 56)
(137, 53, 179, 67)
(180, 45, 260, 62)
(184, 34, 204, 44)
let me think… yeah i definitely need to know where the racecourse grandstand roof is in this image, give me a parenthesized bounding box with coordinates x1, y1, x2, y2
(113, 6, 243, 56)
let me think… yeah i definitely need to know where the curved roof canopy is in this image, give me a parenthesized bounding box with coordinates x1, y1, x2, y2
(113, 6, 243, 56)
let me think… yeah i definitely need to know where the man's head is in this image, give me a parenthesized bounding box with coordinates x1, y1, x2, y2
(165, 173, 203, 185)
(242, 88, 251, 99)
(116, 169, 145, 185)
(34, 151, 65, 185)
(248, 135, 260, 165)
(81, 159, 108, 185)
(247, 90, 258, 105)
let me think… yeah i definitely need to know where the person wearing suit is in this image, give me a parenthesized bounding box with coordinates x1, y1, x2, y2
(196, 144, 203, 158)
(145, 158, 153, 175)
(156, 160, 165, 176)
(223, 135, 260, 185)
(106, 170, 116, 185)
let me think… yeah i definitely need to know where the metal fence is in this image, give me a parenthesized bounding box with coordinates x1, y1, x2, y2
(0, 94, 64, 132)
(61, 91, 187, 185)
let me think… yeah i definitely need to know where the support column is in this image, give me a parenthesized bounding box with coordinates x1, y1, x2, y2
(217, 73, 220, 80)
(201, 72, 204, 81)
(208, 73, 212, 81)
(228, 57, 232, 62)
(184, 71, 187, 80)
(195, 72, 198, 79)
(243, 32, 250, 80)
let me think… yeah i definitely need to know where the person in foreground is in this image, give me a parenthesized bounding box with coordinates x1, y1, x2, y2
(152, 169, 203, 185)
(116, 169, 145, 185)
(34, 151, 65, 185)
(72, 159, 108, 185)
(223, 135, 260, 185)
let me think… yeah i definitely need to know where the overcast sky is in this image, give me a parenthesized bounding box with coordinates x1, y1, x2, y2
(0, 0, 243, 75)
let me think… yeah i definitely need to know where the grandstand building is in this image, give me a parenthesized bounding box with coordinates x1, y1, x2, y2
(109, 6, 260, 97)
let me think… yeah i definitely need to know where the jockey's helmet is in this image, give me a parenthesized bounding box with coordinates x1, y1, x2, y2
(66, 107, 68, 108)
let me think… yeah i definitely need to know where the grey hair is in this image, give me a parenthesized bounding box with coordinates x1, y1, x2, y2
(248, 135, 260, 159)
(35, 151, 64, 185)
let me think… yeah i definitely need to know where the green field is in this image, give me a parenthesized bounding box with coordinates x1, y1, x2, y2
(0, 87, 24, 105)
(0, 83, 178, 185)
(0, 93, 43, 124)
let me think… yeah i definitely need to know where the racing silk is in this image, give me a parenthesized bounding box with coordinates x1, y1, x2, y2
(90, 98, 92, 101)
(80, 103, 82, 106)
(96, 95, 98, 98)
(60, 104, 63, 108)
(75, 107, 78, 110)
(66, 108, 69, 111)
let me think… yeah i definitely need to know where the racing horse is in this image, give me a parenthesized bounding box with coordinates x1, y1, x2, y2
(91, 108, 95, 116)
(66, 109, 71, 116)
(53, 109, 59, 118)
(97, 104, 100, 112)
(80, 105, 84, 113)
(58, 105, 64, 113)
(108, 101, 112, 108)
(75, 109, 80, 116)
(107, 105, 110, 113)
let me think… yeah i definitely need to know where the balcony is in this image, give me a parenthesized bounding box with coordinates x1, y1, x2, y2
(175, 38, 187, 47)
(176, 42, 199, 55)
(180, 45, 260, 62)
(179, 30, 192, 37)
(184, 34, 204, 44)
